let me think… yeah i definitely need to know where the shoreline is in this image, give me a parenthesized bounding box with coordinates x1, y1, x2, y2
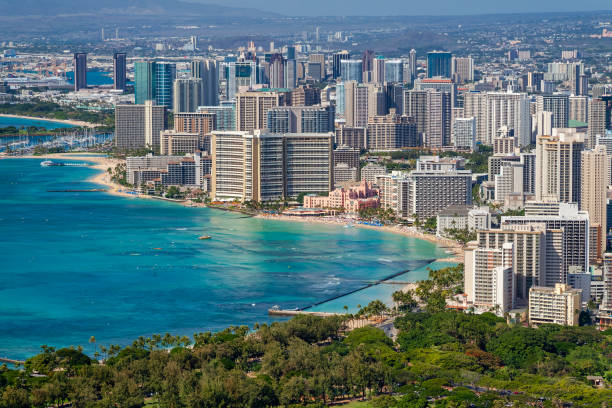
(0, 113, 101, 129)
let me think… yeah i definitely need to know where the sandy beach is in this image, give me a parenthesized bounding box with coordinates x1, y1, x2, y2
(0, 113, 102, 129)
(255, 213, 464, 263)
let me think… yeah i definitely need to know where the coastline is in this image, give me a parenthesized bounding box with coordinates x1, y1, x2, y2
(0, 113, 101, 129)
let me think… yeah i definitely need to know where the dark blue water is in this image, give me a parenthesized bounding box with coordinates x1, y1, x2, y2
(0, 159, 449, 359)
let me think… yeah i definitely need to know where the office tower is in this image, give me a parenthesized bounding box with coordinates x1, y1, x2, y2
(236, 90, 289, 131)
(362, 50, 375, 81)
(569, 96, 588, 124)
(372, 56, 385, 84)
(174, 112, 215, 152)
(198, 102, 236, 131)
(285, 59, 296, 89)
(115, 101, 165, 150)
(309, 53, 325, 78)
(581, 146, 608, 256)
(344, 81, 369, 127)
(424, 90, 452, 148)
(451, 57, 474, 83)
(386, 83, 404, 114)
(403, 90, 429, 138)
(340, 60, 362, 82)
(520, 153, 536, 195)
(266, 105, 334, 133)
(269, 53, 285, 89)
(336, 126, 366, 150)
(226, 61, 257, 101)
(113, 52, 126, 91)
(173, 78, 203, 113)
(535, 130, 585, 203)
(407, 169, 473, 218)
(427, 51, 452, 78)
(154, 62, 176, 109)
(588, 96, 612, 148)
(191, 59, 219, 106)
(305, 61, 322, 82)
(377, 172, 411, 218)
(160, 131, 202, 155)
(409, 49, 417, 80)
(453, 117, 476, 150)
(332, 50, 350, 79)
(529, 284, 582, 326)
(384, 60, 403, 83)
(503, 204, 590, 283)
(536, 94, 569, 129)
(286, 46, 296, 60)
(135, 61, 156, 105)
(366, 112, 418, 149)
(290, 85, 320, 106)
(464, 242, 515, 315)
(73, 52, 87, 91)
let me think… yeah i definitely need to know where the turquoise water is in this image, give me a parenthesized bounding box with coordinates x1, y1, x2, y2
(0, 116, 77, 129)
(0, 159, 450, 359)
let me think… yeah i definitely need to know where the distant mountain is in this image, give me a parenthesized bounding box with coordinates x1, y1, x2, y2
(0, 0, 272, 18)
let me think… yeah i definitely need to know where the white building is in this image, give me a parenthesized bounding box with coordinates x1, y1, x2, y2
(529, 284, 582, 326)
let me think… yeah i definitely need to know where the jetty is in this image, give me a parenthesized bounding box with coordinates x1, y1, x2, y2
(268, 309, 340, 317)
(47, 189, 107, 192)
(0, 357, 25, 365)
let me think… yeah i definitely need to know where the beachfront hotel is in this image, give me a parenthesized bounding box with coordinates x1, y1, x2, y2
(303, 180, 379, 213)
(210, 130, 333, 201)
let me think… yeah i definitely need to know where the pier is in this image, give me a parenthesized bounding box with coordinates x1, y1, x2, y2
(47, 189, 107, 192)
(268, 310, 340, 317)
(0, 357, 25, 365)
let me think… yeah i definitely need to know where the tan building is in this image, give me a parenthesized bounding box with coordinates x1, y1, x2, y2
(174, 112, 215, 152)
(581, 145, 608, 257)
(366, 112, 418, 149)
(236, 90, 289, 131)
(535, 130, 585, 203)
(529, 283, 582, 326)
(160, 131, 201, 156)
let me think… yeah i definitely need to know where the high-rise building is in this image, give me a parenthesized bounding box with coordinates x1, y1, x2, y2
(333, 145, 360, 171)
(173, 78, 203, 113)
(174, 112, 216, 152)
(73, 52, 87, 91)
(427, 51, 452, 78)
(377, 172, 411, 218)
(529, 284, 582, 326)
(536, 94, 569, 129)
(134, 61, 176, 108)
(236, 90, 289, 131)
(581, 146, 608, 256)
(160, 131, 202, 155)
(424, 90, 452, 148)
(535, 129, 585, 203)
(362, 50, 375, 80)
(451, 56, 474, 83)
(408, 169, 473, 218)
(361, 163, 387, 185)
(453, 117, 476, 150)
(191, 59, 219, 106)
(414, 78, 457, 107)
(344, 81, 369, 127)
(115, 101, 165, 150)
(266, 105, 335, 133)
(340, 60, 363, 82)
(269, 53, 285, 89)
(332, 50, 350, 79)
(336, 126, 366, 150)
(587, 96, 612, 148)
(155, 62, 176, 109)
(113, 52, 127, 91)
(464, 242, 515, 315)
(199, 102, 236, 131)
(569, 96, 588, 124)
(384, 59, 403, 83)
(284, 59, 297, 89)
(372, 56, 385, 84)
(409, 49, 417, 80)
(290, 85, 320, 106)
(210, 131, 333, 201)
(403, 90, 428, 139)
(226, 61, 257, 101)
(366, 112, 418, 149)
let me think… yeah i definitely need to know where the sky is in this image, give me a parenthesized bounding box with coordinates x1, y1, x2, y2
(188, 0, 612, 16)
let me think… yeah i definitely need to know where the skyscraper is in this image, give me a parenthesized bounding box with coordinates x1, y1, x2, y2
(134, 61, 176, 108)
(73, 52, 87, 91)
(236, 90, 289, 131)
(155, 62, 176, 109)
(425, 90, 452, 148)
(332, 50, 350, 79)
(362, 50, 374, 78)
(384, 60, 403, 83)
(581, 145, 608, 256)
(226, 61, 257, 101)
(588, 95, 612, 148)
(340, 60, 363, 82)
(113, 52, 126, 91)
(268, 53, 285, 89)
(536, 94, 569, 129)
(115, 101, 165, 150)
(191, 59, 219, 106)
(427, 51, 452, 78)
(372, 57, 385, 84)
(451, 57, 474, 83)
(135, 61, 156, 105)
(409, 49, 417, 80)
(173, 78, 203, 113)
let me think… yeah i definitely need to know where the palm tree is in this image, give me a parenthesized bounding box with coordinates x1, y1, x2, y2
(89, 336, 96, 355)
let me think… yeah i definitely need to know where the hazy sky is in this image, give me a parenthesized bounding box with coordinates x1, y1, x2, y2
(189, 0, 611, 16)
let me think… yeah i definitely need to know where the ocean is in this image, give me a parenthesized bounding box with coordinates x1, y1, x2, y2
(0, 159, 450, 359)
(0, 116, 77, 129)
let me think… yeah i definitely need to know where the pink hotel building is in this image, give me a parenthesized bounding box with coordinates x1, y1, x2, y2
(303, 180, 380, 213)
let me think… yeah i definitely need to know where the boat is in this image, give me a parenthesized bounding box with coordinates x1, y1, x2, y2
(40, 160, 54, 167)
(198, 235, 212, 240)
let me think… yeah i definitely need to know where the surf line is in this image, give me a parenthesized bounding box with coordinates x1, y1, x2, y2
(300, 259, 436, 311)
